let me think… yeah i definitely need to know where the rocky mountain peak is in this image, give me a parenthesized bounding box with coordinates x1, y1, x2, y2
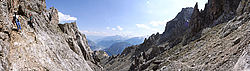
(173, 7, 194, 22)
(189, 2, 201, 33)
(183, 0, 241, 45)
(193, 2, 199, 13)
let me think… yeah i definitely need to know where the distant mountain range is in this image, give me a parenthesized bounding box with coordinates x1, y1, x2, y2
(87, 39, 104, 51)
(86, 35, 145, 56)
(104, 42, 132, 56)
(125, 37, 145, 45)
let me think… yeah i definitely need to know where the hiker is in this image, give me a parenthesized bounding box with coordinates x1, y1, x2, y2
(28, 13, 34, 28)
(29, 13, 33, 23)
(14, 11, 21, 30)
(185, 20, 189, 27)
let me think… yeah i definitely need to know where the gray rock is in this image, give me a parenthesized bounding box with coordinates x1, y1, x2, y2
(0, 0, 102, 71)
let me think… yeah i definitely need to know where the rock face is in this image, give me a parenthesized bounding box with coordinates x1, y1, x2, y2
(184, 0, 241, 45)
(102, 0, 250, 71)
(93, 50, 109, 66)
(161, 7, 194, 47)
(0, 0, 102, 71)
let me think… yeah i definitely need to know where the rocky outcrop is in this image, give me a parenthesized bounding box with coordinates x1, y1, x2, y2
(93, 50, 109, 67)
(189, 3, 202, 34)
(202, 0, 241, 26)
(184, 0, 241, 45)
(159, 7, 194, 47)
(0, 0, 102, 71)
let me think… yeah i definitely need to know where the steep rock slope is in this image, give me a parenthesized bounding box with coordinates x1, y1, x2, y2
(160, 7, 194, 47)
(0, 0, 101, 71)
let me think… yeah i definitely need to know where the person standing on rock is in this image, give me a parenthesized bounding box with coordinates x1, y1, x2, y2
(28, 13, 34, 28)
(13, 11, 21, 31)
(185, 20, 189, 27)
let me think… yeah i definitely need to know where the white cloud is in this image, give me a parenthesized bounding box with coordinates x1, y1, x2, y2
(117, 26, 123, 31)
(106, 27, 110, 30)
(106, 26, 123, 31)
(136, 24, 151, 29)
(136, 24, 160, 32)
(81, 30, 112, 36)
(81, 30, 99, 35)
(149, 20, 168, 27)
(58, 12, 77, 23)
(111, 28, 116, 31)
(146, 0, 150, 4)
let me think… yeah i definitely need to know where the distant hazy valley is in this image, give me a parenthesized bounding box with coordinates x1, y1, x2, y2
(87, 35, 145, 56)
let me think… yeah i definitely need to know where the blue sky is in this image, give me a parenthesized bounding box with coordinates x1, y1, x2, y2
(46, 0, 207, 37)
